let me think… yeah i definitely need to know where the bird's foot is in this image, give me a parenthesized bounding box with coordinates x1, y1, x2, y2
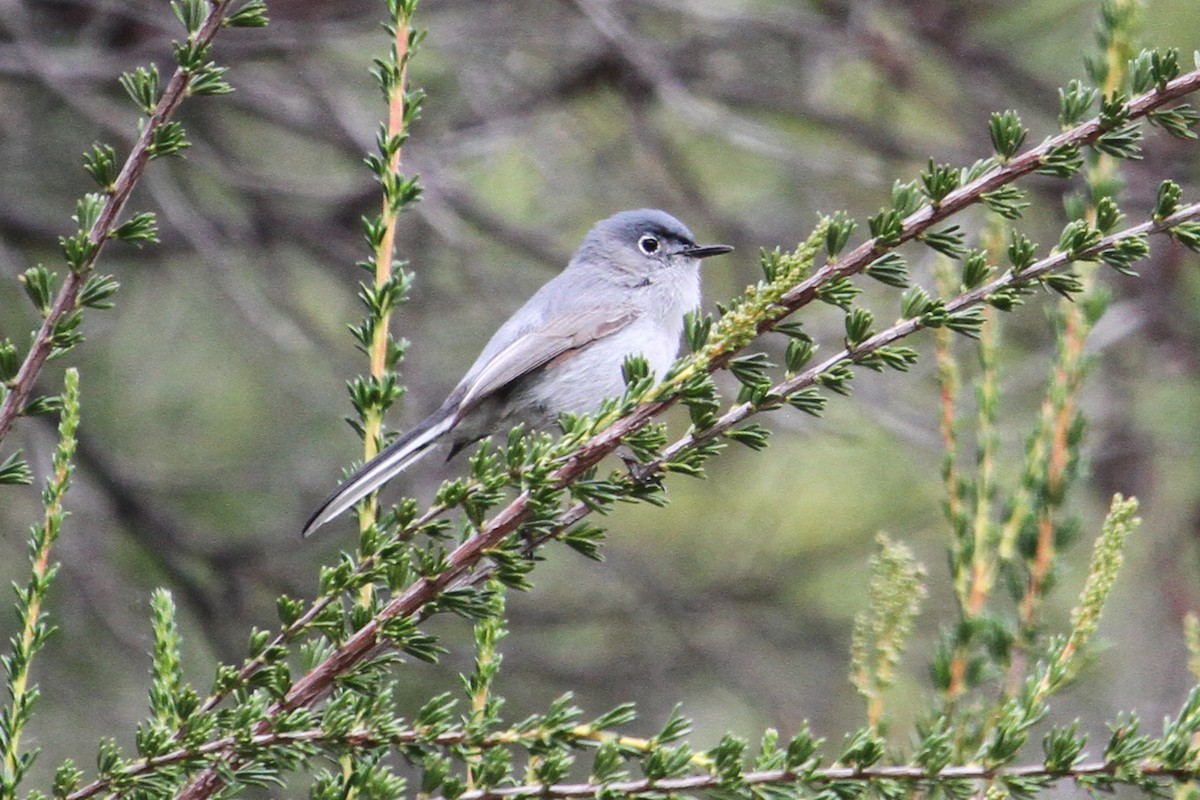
(618, 452, 662, 485)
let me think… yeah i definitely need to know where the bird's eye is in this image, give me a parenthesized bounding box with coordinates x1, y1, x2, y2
(637, 235, 660, 255)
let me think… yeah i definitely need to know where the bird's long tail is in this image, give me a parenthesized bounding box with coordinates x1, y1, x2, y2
(302, 408, 455, 537)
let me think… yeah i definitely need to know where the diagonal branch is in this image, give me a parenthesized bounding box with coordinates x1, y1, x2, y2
(0, 0, 240, 446)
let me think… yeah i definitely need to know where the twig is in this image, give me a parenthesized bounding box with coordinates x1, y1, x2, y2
(76, 721, 661, 800)
(437, 760, 1196, 800)
(0, 0, 240, 445)
(68, 718, 1196, 800)
(0, 370, 80, 794)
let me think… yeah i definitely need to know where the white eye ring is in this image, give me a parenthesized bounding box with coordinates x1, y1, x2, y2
(637, 234, 660, 255)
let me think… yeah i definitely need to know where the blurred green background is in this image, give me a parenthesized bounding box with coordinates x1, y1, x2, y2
(1, 0, 1200, 782)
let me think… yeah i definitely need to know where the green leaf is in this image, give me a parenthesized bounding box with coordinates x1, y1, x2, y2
(875, 345, 919, 372)
(119, 64, 160, 115)
(900, 285, 934, 319)
(0, 339, 18, 382)
(1099, 235, 1149, 276)
(225, 0, 269, 27)
(961, 250, 993, 290)
(1094, 197, 1124, 234)
(559, 523, 606, 561)
(728, 353, 774, 395)
(921, 226, 968, 259)
(1056, 219, 1102, 260)
(864, 252, 909, 288)
(679, 372, 719, 430)
(989, 110, 1027, 159)
(824, 211, 856, 258)
(1150, 48, 1181, 90)
(620, 354, 651, 387)
(890, 180, 923, 216)
(944, 306, 986, 339)
(82, 144, 119, 191)
(786, 388, 826, 417)
(1036, 143, 1083, 177)
(19, 266, 56, 315)
(1008, 231, 1038, 271)
(1043, 722, 1087, 773)
(725, 423, 771, 451)
(171, 0, 205, 32)
(48, 311, 85, 353)
(78, 274, 120, 310)
(1148, 104, 1200, 140)
(59, 232, 97, 272)
(173, 39, 212, 71)
(20, 395, 61, 419)
(111, 212, 159, 244)
(53, 760, 83, 798)
(960, 157, 996, 183)
(1129, 49, 1155, 94)
(1099, 91, 1130, 128)
(868, 209, 904, 246)
(0, 450, 32, 485)
(920, 159, 960, 204)
(188, 63, 234, 97)
(784, 337, 815, 374)
(1042, 272, 1084, 299)
(1170, 221, 1200, 252)
(683, 310, 712, 353)
(981, 184, 1029, 220)
(1059, 80, 1097, 127)
(1154, 180, 1182, 220)
(759, 247, 786, 282)
(1092, 122, 1142, 160)
(73, 193, 104, 233)
(817, 362, 854, 396)
(148, 122, 190, 159)
(844, 308, 874, 347)
(276, 595, 304, 627)
(815, 277, 861, 309)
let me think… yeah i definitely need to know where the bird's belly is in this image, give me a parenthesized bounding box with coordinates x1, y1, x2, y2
(512, 315, 681, 420)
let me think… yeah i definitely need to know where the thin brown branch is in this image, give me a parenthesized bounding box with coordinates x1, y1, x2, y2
(439, 759, 1196, 800)
(73, 723, 620, 800)
(0, 0, 240, 445)
(68, 718, 1199, 800)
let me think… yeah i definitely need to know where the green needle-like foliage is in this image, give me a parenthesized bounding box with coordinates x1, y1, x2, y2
(1, 369, 80, 800)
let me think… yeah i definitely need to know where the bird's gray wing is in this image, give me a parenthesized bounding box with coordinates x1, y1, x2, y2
(452, 307, 637, 418)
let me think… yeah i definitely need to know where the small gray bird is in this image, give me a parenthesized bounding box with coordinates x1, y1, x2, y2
(303, 209, 731, 536)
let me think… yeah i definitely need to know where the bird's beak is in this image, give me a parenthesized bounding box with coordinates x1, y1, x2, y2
(680, 243, 734, 259)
